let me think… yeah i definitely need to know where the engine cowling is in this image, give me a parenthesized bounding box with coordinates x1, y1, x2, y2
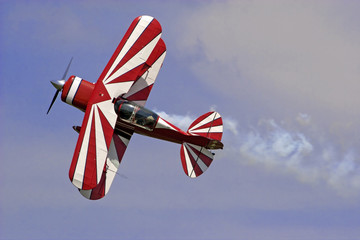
(61, 76, 95, 111)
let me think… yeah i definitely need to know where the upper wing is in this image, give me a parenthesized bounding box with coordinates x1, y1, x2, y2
(69, 16, 163, 190)
(79, 130, 133, 200)
(100, 15, 163, 99)
(123, 38, 166, 106)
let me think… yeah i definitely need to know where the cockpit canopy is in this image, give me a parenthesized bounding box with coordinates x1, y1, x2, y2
(114, 100, 159, 130)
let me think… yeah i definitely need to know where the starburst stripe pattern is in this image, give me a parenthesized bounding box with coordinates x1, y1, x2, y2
(187, 111, 223, 141)
(123, 38, 166, 106)
(69, 16, 163, 190)
(100, 16, 163, 99)
(180, 143, 214, 178)
(79, 133, 132, 200)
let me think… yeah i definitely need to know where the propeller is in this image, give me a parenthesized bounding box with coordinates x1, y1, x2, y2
(47, 57, 73, 114)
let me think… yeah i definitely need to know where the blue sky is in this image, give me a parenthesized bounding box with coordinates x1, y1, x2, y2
(1, 0, 360, 239)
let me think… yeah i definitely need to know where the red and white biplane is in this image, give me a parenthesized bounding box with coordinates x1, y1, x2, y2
(47, 16, 224, 200)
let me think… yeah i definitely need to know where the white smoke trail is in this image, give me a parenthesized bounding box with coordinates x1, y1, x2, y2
(238, 118, 360, 193)
(154, 110, 193, 131)
(155, 110, 360, 197)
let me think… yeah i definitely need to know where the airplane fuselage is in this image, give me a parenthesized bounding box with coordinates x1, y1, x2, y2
(62, 75, 223, 150)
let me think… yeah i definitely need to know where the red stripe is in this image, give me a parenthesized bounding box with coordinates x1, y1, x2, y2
(207, 132, 223, 141)
(89, 81, 111, 104)
(113, 134, 128, 163)
(106, 64, 145, 85)
(126, 85, 153, 102)
(89, 167, 106, 200)
(82, 112, 98, 190)
(192, 163, 203, 177)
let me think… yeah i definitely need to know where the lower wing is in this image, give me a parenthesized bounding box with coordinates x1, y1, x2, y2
(79, 130, 133, 200)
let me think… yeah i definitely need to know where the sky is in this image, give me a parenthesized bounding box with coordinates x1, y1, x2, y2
(1, 0, 360, 239)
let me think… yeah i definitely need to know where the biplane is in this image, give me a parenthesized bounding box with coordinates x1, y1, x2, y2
(47, 16, 224, 200)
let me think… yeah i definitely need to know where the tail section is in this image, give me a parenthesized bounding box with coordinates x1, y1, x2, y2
(180, 111, 223, 178)
(187, 111, 223, 142)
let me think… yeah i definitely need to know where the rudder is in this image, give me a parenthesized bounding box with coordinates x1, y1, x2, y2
(187, 111, 223, 142)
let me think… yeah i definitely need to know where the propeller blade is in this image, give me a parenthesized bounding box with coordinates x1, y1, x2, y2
(47, 90, 60, 114)
(47, 57, 73, 114)
(62, 57, 73, 80)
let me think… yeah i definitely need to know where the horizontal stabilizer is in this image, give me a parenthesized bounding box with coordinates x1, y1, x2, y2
(180, 142, 214, 178)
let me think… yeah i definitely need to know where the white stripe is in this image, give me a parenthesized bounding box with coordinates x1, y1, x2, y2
(146, 52, 166, 82)
(94, 106, 109, 183)
(156, 117, 176, 130)
(119, 135, 130, 146)
(189, 112, 220, 132)
(66, 76, 82, 104)
(72, 105, 95, 189)
(104, 157, 118, 194)
(103, 16, 154, 83)
(183, 144, 194, 177)
(123, 72, 151, 98)
(189, 125, 223, 134)
(107, 138, 121, 168)
(96, 100, 119, 127)
(105, 81, 134, 101)
(79, 189, 92, 199)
